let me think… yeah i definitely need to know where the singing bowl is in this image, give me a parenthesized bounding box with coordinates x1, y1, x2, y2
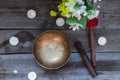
(33, 30, 71, 69)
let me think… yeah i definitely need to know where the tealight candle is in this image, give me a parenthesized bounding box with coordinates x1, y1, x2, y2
(28, 71, 37, 80)
(13, 70, 18, 74)
(9, 36, 19, 46)
(98, 36, 107, 46)
(27, 9, 36, 19)
(56, 17, 65, 27)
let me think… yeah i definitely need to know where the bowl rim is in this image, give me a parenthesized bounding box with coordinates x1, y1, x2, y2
(32, 30, 71, 70)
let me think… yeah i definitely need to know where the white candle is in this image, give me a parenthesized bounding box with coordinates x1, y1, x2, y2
(9, 36, 19, 46)
(56, 17, 65, 27)
(98, 36, 107, 46)
(27, 9, 36, 19)
(28, 71, 37, 80)
(13, 70, 18, 74)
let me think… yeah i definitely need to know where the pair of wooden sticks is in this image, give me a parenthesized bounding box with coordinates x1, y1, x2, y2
(74, 28, 97, 77)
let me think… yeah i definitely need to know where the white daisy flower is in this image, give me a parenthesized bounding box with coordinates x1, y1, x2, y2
(87, 10, 100, 19)
(65, 2, 76, 12)
(72, 11, 81, 20)
(69, 6, 76, 12)
(72, 6, 86, 20)
(83, 11, 88, 16)
(80, 6, 87, 12)
(69, 23, 83, 31)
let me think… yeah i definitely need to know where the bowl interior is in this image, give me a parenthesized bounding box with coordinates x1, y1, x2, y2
(33, 30, 71, 69)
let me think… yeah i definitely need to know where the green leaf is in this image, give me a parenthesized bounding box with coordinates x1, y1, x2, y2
(74, 6, 81, 10)
(84, 0, 89, 6)
(66, 17, 78, 24)
(83, 0, 93, 10)
(74, 3, 81, 10)
(78, 17, 87, 29)
(86, 5, 93, 10)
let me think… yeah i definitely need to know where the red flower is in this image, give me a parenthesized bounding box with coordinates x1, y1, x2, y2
(87, 18, 98, 28)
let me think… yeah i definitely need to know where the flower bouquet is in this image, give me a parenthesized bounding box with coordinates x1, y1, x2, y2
(50, 0, 99, 31)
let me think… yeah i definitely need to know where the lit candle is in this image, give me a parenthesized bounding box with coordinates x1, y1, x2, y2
(27, 9, 36, 19)
(56, 17, 65, 27)
(98, 36, 107, 46)
(9, 36, 19, 46)
(13, 70, 18, 74)
(28, 71, 37, 80)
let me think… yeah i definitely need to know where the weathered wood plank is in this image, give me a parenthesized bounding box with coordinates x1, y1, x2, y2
(0, 14, 119, 29)
(1, 53, 120, 80)
(0, 0, 59, 8)
(1, 53, 120, 71)
(0, 0, 59, 29)
(96, 0, 120, 16)
(0, 30, 88, 54)
(0, 0, 119, 29)
(0, 29, 119, 54)
(0, 19, 61, 29)
(95, 0, 120, 29)
(94, 29, 120, 53)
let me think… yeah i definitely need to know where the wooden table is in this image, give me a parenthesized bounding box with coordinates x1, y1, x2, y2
(0, 0, 120, 80)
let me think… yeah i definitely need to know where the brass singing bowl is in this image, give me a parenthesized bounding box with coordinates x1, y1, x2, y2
(33, 30, 71, 69)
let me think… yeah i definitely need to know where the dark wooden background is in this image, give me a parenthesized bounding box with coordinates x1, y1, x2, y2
(0, 0, 120, 80)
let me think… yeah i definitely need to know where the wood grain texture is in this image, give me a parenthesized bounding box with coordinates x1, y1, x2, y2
(0, 0, 119, 29)
(1, 53, 120, 80)
(0, 29, 120, 54)
(0, 30, 88, 54)
(0, 0, 120, 79)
